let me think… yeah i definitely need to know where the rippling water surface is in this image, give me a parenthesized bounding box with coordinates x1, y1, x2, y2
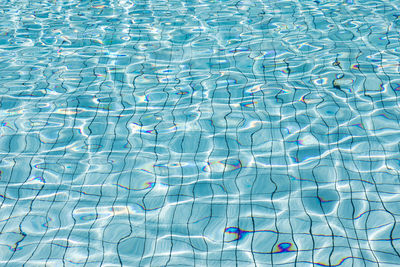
(1, 0, 400, 266)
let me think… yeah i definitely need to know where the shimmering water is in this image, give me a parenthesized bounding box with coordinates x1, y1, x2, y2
(1, 0, 400, 266)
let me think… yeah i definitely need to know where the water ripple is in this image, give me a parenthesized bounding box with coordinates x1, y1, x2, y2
(1, 0, 400, 266)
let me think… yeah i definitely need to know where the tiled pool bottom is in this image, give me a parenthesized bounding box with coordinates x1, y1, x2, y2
(1, 0, 400, 266)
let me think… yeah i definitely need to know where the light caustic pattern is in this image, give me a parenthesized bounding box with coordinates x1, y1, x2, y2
(1, 0, 400, 266)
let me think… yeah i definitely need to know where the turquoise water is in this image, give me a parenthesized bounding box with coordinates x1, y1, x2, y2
(1, 0, 400, 266)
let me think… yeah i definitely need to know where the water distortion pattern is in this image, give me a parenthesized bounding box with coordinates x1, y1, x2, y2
(1, 0, 400, 266)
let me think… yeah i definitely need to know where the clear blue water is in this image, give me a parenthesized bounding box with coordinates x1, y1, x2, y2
(1, 0, 400, 266)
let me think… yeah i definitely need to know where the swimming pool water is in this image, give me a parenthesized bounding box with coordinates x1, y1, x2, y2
(1, 0, 400, 266)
